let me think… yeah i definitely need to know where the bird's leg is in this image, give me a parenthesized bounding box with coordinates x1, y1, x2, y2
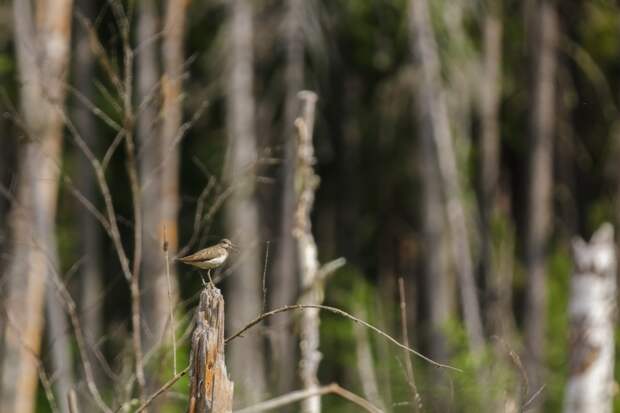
(207, 269, 214, 285)
(200, 272, 208, 287)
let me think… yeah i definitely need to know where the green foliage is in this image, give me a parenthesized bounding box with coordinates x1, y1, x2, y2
(544, 245, 572, 412)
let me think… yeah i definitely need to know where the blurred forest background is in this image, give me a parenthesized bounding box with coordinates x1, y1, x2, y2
(0, 0, 619, 412)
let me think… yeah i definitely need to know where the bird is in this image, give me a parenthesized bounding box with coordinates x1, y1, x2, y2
(177, 238, 234, 286)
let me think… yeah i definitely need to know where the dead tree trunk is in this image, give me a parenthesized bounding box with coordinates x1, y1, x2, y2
(187, 286, 234, 413)
(1, 1, 73, 412)
(563, 224, 616, 413)
(293, 91, 324, 413)
(523, 0, 558, 400)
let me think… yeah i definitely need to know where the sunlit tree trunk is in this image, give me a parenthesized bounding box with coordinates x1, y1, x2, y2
(1, 1, 73, 412)
(73, 0, 104, 397)
(224, 0, 267, 404)
(523, 1, 558, 405)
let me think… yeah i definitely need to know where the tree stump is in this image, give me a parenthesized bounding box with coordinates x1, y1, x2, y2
(188, 286, 234, 413)
(563, 223, 616, 413)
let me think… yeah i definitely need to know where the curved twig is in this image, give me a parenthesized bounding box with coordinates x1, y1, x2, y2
(226, 304, 461, 372)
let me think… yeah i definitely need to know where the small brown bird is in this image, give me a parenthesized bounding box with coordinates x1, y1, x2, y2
(177, 238, 234, 286)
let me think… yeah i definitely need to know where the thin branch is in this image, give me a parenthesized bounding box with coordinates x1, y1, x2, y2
(67, 83, 122, 131)
(522, 385, 546, 412)
(133, 366, 190, 413)
(75, 12, 124, 94)
(60, 110, 133, 281)
(163, 227, 177, 375)
(67, 389, 79, 413)
(234, 383, 383, 413)
(262, 241, 270, 313)
(398, 278, 422, 412)
(226, 304, 460, 372)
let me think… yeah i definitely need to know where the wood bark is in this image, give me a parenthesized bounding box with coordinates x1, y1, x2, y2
(74, 0, 104, 395)
(563, 224, 616, 413)
(224, 0, 267, 404)
(293, 91, 322, 413)
(408, 0, 485, 352)
(1, 1, 73, 412)
(269, 0, 304, 396)
(523, 0, 558, 400)
(187, 286, 234, 413)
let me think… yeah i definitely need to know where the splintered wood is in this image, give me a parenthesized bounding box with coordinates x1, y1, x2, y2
(187, 286, 234, 413)
(563, 223, 616, 413)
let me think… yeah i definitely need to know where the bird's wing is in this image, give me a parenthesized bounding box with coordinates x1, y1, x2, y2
(178, 247, 222, 262)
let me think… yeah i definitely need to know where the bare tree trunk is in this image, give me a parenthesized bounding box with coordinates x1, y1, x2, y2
(420, 132, 453, 363)
(408, 0, 485, 352)
(73, 0, 104, 395)
(563, 224, 616, 413)
(269, 0, 304, 396)
(136, 0, 166, 358)
(224, 0, 267, 404)
(1, 1, 73, 412)
(523, 0, 558, 403)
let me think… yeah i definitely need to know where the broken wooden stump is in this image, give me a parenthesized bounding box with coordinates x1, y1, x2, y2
(187, 285, 234, 413)
(563, 223, 616, 413)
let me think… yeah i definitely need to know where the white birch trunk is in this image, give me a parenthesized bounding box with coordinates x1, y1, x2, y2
(563, 224, 616, 413)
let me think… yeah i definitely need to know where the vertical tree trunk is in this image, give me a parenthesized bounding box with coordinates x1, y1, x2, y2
(523, 0, 558, 402)
(563, 224, 616, 413)
(479, 0, 502, 303)
(420, 132, 453, 362)
(74, 0, 104, 395)
(1, 1, 73, 412)
(269, 0, 304, 396)
(408, 0, 485, 352)
(136, 0, 167, 358)
(160, 0, 187, 302)
(224, 0, 267, 404)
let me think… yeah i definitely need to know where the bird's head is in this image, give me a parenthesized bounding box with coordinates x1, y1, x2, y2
(220, 238, 235, 251)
